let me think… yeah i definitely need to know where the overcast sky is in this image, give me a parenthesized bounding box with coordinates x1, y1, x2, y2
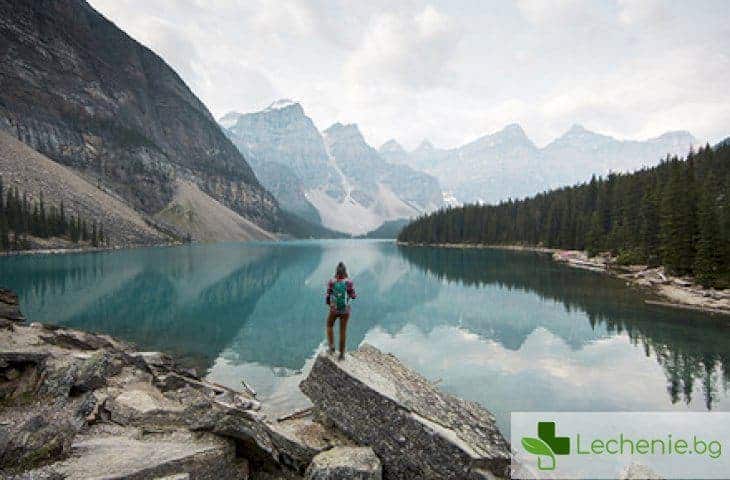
(89, 0, 728, 150)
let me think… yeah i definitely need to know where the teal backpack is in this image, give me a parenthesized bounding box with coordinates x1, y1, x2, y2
(332, 280, 348, 311)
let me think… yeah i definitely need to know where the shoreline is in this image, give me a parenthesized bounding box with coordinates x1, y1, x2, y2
(0, 240, 186, 257)
(397, 241, 730, 317)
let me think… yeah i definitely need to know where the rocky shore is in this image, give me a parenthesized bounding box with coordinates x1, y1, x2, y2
(0, 288, 511, 479)
(398, 242, 730, 316)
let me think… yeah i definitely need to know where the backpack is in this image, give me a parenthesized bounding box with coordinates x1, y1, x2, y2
(332, 279, 348, 311)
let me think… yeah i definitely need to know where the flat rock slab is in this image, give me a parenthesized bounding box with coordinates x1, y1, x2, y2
(29, 425, 247, 480)
(305, 446, 382, 480)
(300, 344, 510, 480)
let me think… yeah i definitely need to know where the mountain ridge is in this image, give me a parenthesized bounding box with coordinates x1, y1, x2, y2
(397, 124, 696, 204)
(221, 102, 442, 235)
(0, 0, 281, 241)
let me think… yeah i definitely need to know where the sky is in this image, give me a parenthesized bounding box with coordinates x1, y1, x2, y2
(88, 0, 729, 150)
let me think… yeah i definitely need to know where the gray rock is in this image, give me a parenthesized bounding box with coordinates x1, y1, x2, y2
(266, 415, 354, 473)
(305, 446, 382, 480)
(0, 288, 25, 323)
(0, 395, 94, 471)
(22, 424, 248, 480)
(300, 344, 510, 480)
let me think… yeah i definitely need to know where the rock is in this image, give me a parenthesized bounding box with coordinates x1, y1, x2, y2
(0, 288, 25, 323)
(106, 383, 186, 428)
(0, 395, 94, 472)
(266, 415, 354, 473)
(40, 331, 116, 351)
(305, 447, 382, 480)
(672, 278, 692, 287)
(300, 344, 510, 479)
(20, 424, 248, 480)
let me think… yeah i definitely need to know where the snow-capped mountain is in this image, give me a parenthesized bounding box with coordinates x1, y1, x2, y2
(220, 101, 442, 235)
(395, 124, 696, 205)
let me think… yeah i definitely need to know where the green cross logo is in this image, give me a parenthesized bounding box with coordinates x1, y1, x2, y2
(521, 421, 570, 470)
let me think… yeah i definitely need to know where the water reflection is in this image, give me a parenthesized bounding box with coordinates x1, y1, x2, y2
(2, 240, 728, 434)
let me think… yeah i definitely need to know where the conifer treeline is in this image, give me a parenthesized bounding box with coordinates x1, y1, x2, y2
(0, 175, 106, 251)
(398, 143, 730, 287)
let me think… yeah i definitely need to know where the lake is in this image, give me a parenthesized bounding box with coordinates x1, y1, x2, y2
(2, 240, 729, 437)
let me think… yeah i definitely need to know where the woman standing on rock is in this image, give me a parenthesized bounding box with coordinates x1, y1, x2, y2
(325, 262, 356, 360)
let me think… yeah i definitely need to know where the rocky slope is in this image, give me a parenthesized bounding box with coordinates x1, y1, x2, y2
(321, 123, 442, 235)
(221, 101, 339, 225)
(0, 130, 169, 246)
(0, 0, 281, 238)
(396, 124, 696, 205)
(154, 180, 278, 242)
(221, 102, 443, 236)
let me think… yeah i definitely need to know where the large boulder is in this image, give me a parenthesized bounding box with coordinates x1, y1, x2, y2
(17, 424, 249, 480)
(305, 446, 382, 480)
(0, 288, 25, 323)
(300, 345, 511, 480)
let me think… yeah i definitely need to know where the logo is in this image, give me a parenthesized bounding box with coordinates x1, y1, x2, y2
(521, 421, 571, 470)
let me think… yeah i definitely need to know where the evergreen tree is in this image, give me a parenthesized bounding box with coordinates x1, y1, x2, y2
(399, 143, 730, 284)
(694, 189, 721, 287)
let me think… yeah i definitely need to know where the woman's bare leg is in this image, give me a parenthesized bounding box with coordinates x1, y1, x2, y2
(326, 311, 336, 353)
(339, 313, 350, 359)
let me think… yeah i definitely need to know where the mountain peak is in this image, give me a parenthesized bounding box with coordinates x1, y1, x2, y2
(415, 139, 435, 151)
(567, 124, 587, 134)
(265, 98, 299, 111)
(554, 124, 608, 143)
(501, 123, 527, 136)
(323, 122, 365, 144)
(379, 139, 406, 154)
(218, 111, 243, 129)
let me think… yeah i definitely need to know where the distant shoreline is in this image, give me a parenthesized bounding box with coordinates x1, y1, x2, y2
(0, 241, 184, 257)
(397, 241, 730, 317)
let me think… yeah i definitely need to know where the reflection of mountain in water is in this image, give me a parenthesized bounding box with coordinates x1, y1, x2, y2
(7, 245, 282, 372)
(398, 245, 730, 409)
(5, 241, 728, 410)
(222, 241, 440, 369)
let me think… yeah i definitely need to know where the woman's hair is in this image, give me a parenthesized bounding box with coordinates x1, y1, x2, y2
(335, 262, 347, 278)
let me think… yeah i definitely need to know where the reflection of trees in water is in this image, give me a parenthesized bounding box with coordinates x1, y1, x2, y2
(5, 246, 283, 373)
(605, 317, 730, 411)
(398, 245, 730, 410)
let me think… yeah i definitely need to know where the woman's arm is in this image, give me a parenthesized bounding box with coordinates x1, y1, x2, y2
(325, 279, 333, 305)
(347, 280, 357, 299)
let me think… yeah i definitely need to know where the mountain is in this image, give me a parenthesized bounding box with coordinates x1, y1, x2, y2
(541, 125, 696, 189)
(397, 124, 696, 205)
(378, 139, 409, 165)
(321, 123, 442, 235)
(356, 219, 410, 239)
(221, 102, 443, 235)
(0, 130, 168, 246)
(221, 100, 341, 225)
(0, 0, 280, 241)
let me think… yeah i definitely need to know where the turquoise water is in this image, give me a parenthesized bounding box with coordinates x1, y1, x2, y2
(2, 240, 729, 436)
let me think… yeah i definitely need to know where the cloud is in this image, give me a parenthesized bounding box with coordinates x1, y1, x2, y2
(616, 0, 668, 25)
(345, 5, 462, 90)
(540, 46, 730, 141)
(87, 0, 730, 149)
